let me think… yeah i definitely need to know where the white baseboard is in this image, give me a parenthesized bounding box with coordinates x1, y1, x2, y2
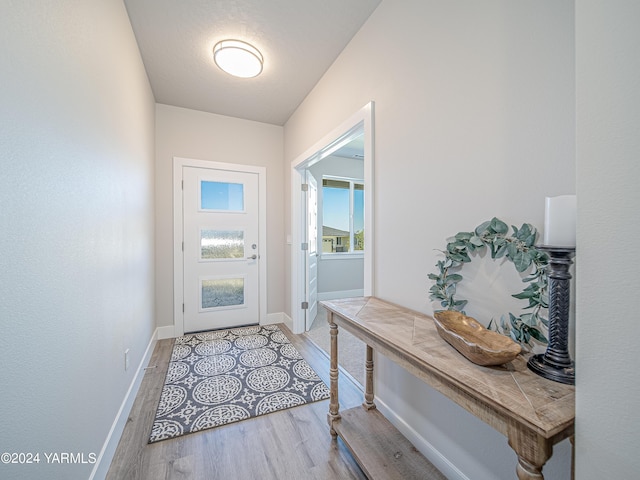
(89, 329, 158, 480)
(263, 312, 283, 325)
(157, 324, 175, 340)
(317, 289, 364, 301)
(281, 312, 293, 331)
(375, 396, 468, 480)
(264, 312, 293, 332)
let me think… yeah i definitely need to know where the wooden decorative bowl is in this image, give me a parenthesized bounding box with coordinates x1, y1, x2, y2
(433, 311, 521, 366)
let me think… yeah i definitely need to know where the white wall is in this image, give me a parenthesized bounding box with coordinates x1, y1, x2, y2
(0, 1, 156, 479)
(309, 155, 365, 295)
(575, 1, 640, 478)
(284, 1, 574, 478)
(155, 104, 284, 330)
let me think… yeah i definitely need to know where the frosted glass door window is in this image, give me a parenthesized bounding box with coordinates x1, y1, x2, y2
(201, 230, 244, 260)
(201, 278, 245, 309)
(201, 181, 244, 211)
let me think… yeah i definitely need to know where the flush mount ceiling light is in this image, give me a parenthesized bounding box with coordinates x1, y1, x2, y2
(213, 40, 263, 78)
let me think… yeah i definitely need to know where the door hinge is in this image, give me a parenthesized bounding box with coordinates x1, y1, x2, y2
(182, 241, 184, 252)
(301, 183, 309, 192)
(182, 303, 185, 312)
(181, 180, 184, 190)
(301, 301, 309, 309)
(301, 242, 308, 251)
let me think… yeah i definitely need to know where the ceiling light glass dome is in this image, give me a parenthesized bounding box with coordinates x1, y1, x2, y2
(213, 40, 263, 78)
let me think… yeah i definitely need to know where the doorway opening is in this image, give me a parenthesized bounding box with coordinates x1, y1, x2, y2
(290, 102, 374, 385)
(290, 102, 374, 334)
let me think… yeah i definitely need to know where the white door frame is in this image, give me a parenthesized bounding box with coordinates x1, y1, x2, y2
(174, 157, 267, 337)
(290, 102, 375, 334)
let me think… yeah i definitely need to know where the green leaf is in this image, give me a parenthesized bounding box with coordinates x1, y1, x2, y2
(512, 290, 536, 299)
(446, 282, 458, 295)
(513, 251, 532, 272)
(470, 235, 484, 247)
(453, 299, 468, 309)
(521, 313, 537, 327)
(455, 231, 473, 241)
(475, 220, 492, 236)
(491, 217, 508, 234)
(449, 253, 464, 262)
(529, 328, 548, 344)
(445, 274, 463, 283)
(518, 223, 532, 240)
(461, 250, 472, 261)
(427, 273, 441, 281)
(494, 244, 507, 259)
(525, 298, 540, 309)
(540, 294, 549, 308)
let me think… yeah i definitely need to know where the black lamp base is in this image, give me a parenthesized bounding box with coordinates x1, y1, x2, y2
(526, 245, 576, 385)
(527, 353, 575, 385)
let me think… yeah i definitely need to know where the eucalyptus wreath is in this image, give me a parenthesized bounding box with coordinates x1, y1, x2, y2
(428, 217, 550, 349)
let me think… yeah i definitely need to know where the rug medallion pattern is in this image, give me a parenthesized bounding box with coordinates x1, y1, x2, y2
(149, 324, 330, 443)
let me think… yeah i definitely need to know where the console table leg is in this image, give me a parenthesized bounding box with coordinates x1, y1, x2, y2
(508, 424, 551, 480)
(515, 458, 544, 480)
(327, 314, 341, 436)
(363, 345, 376, 411)
(570, 435, 575, 480)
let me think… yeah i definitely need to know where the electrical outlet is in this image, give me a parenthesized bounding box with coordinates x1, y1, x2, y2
(124, 349, 130, 371)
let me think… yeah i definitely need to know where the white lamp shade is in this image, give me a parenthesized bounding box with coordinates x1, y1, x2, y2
(213, 40, 263, 78)
(543, 195, 577, 247)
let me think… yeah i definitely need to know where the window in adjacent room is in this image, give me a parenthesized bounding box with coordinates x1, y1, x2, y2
(321, 176, 364, 254)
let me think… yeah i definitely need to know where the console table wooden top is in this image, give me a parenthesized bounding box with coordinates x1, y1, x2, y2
(321, 296, 575, 479)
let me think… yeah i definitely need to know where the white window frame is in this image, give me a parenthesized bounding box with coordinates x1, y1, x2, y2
(321, 175, 365, 258)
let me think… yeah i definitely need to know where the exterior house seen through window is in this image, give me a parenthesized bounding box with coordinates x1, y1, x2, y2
(322, 177, 364, 254)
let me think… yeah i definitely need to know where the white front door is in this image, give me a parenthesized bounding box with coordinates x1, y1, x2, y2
(306, 171, 318, 329)
(182, 166, 260, 333)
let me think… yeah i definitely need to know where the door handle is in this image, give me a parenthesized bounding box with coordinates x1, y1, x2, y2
(247, 254, 258, 260)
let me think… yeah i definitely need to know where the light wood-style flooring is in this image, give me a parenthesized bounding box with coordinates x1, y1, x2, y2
(106, 324, 367, 480)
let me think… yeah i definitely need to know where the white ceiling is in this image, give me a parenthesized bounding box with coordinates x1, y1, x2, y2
(124, 0, 382, 126)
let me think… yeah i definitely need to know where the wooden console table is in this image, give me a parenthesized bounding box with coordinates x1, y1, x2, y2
(321, 297, 575, 480)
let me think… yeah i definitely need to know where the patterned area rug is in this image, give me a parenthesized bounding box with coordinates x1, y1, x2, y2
(149, 324, 330, 443)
